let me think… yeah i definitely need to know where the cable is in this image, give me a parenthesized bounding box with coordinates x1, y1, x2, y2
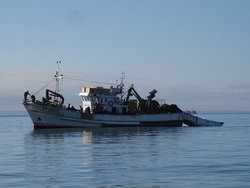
(64, 77, 117, 86)
(32, 76, 123, 96)
(33, 78, 54, 95)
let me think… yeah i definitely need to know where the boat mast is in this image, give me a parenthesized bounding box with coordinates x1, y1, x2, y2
(54, 61, 63, 94)
(118, 71, 125, 89)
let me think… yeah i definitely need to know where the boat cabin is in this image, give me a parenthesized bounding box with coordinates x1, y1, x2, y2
(79, 86, 128, 114)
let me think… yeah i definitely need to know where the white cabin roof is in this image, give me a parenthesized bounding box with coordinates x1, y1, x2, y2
(79, 86, 111, 97)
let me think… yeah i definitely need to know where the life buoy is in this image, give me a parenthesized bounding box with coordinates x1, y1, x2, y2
(108, 100, 114, 107)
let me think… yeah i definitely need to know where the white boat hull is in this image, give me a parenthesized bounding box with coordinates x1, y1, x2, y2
(24, 102, 183, 128)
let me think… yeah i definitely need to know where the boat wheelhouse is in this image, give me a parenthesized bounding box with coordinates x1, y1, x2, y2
(79, 86, 128, 114)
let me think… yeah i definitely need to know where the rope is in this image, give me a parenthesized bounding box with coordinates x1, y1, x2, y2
(32, 76, 123, 96)
(33, 78, 54, 95)
(64, 76, 116, 86)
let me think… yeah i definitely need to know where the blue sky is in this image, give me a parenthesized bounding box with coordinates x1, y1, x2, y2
(1, 0, 250, 112)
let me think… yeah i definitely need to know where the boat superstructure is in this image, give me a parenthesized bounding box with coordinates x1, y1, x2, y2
(79, 74, 128, 115)
(22, 63, 223, 128)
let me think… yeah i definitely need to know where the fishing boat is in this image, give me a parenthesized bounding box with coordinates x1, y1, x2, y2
(22, 63, 223, 128)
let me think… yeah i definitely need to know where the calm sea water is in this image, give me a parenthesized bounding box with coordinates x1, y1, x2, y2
(0, 112, 250, 188)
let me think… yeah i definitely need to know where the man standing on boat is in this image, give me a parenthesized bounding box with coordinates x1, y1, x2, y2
(24, 90, 30, 102)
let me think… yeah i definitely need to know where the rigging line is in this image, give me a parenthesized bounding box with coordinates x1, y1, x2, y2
(64, 76, 117, 86)
(33, 78, 55, 95)
(61, 77, 64, 95)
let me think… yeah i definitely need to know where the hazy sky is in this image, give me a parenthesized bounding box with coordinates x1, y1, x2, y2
(1, 0, 250, 112)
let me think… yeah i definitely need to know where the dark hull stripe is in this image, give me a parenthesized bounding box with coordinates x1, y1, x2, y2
(102, 122, 182, 127)
(34, 123, 86, 129)
(140, 120, 182, 126)
(34, 121, 183, 129)
(183, 120, 201, 126)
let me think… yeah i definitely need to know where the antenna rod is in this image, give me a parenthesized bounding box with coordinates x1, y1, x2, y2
(57, 61, 61, 71)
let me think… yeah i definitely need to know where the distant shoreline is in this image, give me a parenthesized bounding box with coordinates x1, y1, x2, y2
(1, 110, 250, 116)
(198, 110, 250, 114)
(0, 114, 29, 117)
(0, 110, 28, 116)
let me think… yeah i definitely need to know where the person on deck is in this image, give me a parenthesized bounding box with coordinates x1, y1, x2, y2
(67, 103, 71, 110)
(71, 106, 76, 111)
(31, 95, 36, 102)
(24, 90, 30, 101)
(80, 106, 83, 113)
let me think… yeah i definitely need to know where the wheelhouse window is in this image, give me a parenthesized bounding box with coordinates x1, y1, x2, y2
(82, 96, 89, 101)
